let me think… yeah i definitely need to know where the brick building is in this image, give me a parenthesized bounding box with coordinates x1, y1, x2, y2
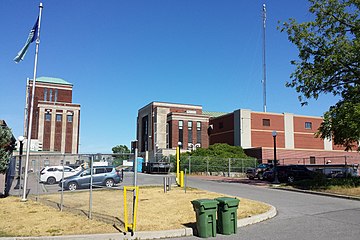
(23, 77, 80, 154)
(208, 109, 360, 165)
(136, 102, 359, 166)
(137, 102, 210, 160)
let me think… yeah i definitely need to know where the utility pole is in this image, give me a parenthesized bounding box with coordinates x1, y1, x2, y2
(262, 3, 267, 112)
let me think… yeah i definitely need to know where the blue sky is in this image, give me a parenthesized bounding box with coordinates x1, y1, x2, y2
(0, 0, 338, 153)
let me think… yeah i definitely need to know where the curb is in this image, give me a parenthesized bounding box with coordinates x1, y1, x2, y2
(272, 187, 360, 201)
(238, 204, 277, 227)
(1, 206, 277, 240)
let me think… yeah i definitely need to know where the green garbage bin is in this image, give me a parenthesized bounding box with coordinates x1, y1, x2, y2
(215, 197, 240, 235)
(191, 199, 218, 238)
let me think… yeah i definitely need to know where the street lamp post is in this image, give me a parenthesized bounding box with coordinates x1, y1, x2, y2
(14, 136, 24, 190)
(272, 131, 280, 184)
(176, 142, 182, 184)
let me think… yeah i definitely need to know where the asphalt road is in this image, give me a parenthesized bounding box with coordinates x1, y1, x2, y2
(176, 176, 360, 240)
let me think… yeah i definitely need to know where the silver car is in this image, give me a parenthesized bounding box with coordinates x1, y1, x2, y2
(60, 166, 122, 191)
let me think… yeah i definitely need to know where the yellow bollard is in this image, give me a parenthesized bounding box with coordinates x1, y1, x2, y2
(180, 171, 184, 187)
(124, 186, 139, 232)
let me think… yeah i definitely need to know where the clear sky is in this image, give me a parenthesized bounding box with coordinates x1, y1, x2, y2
(0, 0, 338, 153)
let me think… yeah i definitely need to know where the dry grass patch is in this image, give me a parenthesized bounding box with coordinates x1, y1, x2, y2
(0, 187, 270, 237)
(322, 186, 360, 197)
(41, 186, 270, 231)
(0, 196, 118, 237)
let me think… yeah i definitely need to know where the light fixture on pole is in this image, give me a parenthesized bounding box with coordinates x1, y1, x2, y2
(272, 130, 280, 184)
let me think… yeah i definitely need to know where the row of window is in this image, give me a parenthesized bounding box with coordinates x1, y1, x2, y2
(178, 120, 202, 148)
(217, 119, 313, 130)
(45, 113, 73, 122)
(44, 88, 58, 102)
(262, 119, 312, 129)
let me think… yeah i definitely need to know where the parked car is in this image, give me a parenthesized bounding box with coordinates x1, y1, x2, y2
(263, 165, 316, 183)
(246, 163, 273, 180)
(40, 166, 77, 184)
(60, 166, 122, 191)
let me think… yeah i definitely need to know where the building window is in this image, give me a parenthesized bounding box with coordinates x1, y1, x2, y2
(141, 116, 149, 152)
(197, 121, 201, 144)
(178, 120, 183, 148)
(188, 121, 193, 145)
(55, 89, 58, 102)
(310, 156, 316, 164)
(56, 114, 62, 122)
(305, 122, 312, 129)
(45, 112, 51, 121)
(262, 119, 270, 127)
(166, 123, 169, 148)
(219, 122, 224, 129)
(49, 89, 53, 102)
(44, 88, 47, 101)
(67, 115, 73, 122)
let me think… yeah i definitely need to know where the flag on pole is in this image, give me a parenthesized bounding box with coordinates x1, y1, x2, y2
(14, 17, 39, 63)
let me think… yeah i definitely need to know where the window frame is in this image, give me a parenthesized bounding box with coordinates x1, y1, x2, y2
(305, 121, 312, 129)
(262, 119, 270, 127)
(45, 112, 51, 121)
(67, 115, 73, 122)
(56, 114, 62, 122)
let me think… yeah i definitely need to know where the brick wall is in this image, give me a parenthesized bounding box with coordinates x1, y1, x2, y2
(209, 113, 234, 145)
(260, 148, 360, 165)
(65, 118, 73, 153)
(169, 119, 209, 149)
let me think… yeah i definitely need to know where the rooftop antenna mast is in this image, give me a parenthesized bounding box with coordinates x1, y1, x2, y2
(262, 3, 267, 112)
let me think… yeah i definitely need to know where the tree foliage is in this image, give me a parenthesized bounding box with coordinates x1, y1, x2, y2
(111, 144, 130, 166)
(0, 126, 15, 174)
(183, 143, 251, 159)
(280, 0, 360, 150)
(171, 144, 255, 173)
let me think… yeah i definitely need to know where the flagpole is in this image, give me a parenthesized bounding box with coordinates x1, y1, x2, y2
(22, 2, 43, 202)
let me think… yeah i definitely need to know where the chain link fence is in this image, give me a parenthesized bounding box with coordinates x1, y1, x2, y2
(168, 156, 258, 177)
(7, 153, 135, 229)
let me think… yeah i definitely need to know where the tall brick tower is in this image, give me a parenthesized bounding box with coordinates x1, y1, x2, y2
(24, 77, 80, 154)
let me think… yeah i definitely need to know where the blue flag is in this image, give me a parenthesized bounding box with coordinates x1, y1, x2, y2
(14, 17, 39, 63)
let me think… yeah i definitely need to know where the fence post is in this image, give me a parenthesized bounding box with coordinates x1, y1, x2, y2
(184, 168, 187, 193)
(188, 156, 191, 175)
(228, 158, 231, 177)
(206, 158, 209, 176)
(89, 155, 93, 219)
(35, 157, 39, 201)
(60, 153, 65, 211)
(163, 177, 167, 193)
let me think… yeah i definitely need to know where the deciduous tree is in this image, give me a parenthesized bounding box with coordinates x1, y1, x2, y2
(280, 0, 360, 150)
(111, 144, 130, 166)
(0, 126, 15, 173)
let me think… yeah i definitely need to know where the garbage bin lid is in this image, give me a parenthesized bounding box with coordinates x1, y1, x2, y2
(215, 197, 240, 207)
(191, 199, 218, 209)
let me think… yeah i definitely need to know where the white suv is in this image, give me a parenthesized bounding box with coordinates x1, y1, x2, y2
(40, 166, 77, 184)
